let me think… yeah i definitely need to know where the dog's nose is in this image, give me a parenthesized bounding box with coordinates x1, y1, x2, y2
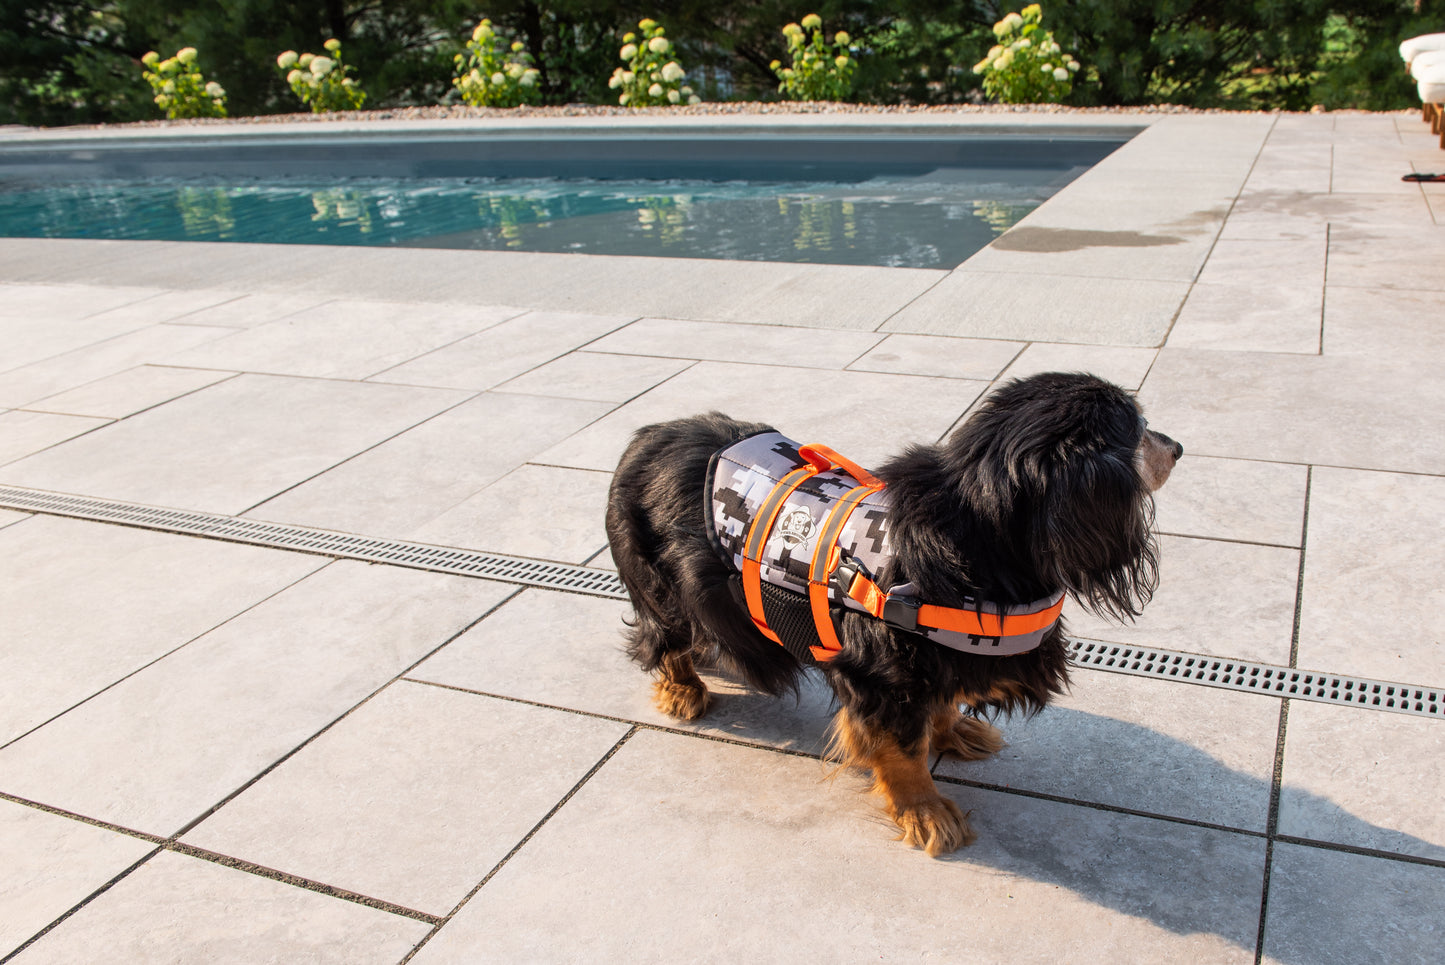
(1172, 441, 1183, 460)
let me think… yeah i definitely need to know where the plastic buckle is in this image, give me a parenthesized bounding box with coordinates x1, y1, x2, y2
(882, 594, 921, 633)
(831, 558, 861, 598)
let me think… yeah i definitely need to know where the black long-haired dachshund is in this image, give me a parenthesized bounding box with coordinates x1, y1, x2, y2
(605, 372, 1182, 855)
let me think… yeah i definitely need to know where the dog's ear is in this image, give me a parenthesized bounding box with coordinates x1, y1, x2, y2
(1032, 447, 1159, 621)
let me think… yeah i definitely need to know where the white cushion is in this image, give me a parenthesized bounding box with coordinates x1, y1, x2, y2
(1420, 75, 1445, 104)
(1411, 49, 1445, 77)
(1401, 33, 1445, 64)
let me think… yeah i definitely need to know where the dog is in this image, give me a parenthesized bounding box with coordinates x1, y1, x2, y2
(604, 372, 1181, 855)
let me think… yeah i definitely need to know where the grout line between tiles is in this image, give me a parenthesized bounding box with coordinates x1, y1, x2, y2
(1253, 464, 1311, 964)
(398, 726, 640, 963)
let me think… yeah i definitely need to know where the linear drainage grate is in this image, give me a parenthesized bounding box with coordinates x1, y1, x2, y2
(0, 485, 628, 599)
(3, 485, 1442, 720)
(1069, 639, 1444, 721)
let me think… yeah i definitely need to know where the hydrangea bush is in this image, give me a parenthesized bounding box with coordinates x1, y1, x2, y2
(454, 19, 542, 107)
(140, 47, 227, 119)
(771, 14, 855, 102)
(608, 19, 700, 107)
(276, 39, 367, 113)
(972, 4, 1079, 104)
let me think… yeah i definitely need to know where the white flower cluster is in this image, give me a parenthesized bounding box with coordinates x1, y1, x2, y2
(276, 39, 366, 113)
(454, 19, 542, 108)
(971, 4, 1079, 104)
(140, 47, 227, 119)
(771, 13, 855, 102)
(609, 19, 701, 107)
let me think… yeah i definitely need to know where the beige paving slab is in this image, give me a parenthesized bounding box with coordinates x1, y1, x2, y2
(0, 312, 154, 374)
(532, 360, 989, 473)
(0, 508, 26, 528)
(1139, 348, 1445, 475)
(935, 671, 1280, 831)
(1260, 843, 1445, 965)
(1067, 535, 1300, 665)
(999, 342, 1158, 390)
(1321, 284, 1445, 359)
(1326, 223, 1445, 291)
(0, 561, 514, 836)
(82, 288, 245, 324)
(371, 310, 635, 390)
(959, 223, 1218, 283)
(1166, 236, 1327, 353)
(1166, 282, 1323, 354)
(1296, 468, 1445, 683)
(0, 239, 166, 286)
(9, 849, 429, 964)
(0, 800, 155, 957)
(409, 464, 612, 562)
(0, 373, 469, 515)
(881, 270, 1190, 346)
(0, 410, 109, 465)
(1223, 191, 1435, 237)
(1241, 148, 1333, 194)
(846, 332, 1023, 380)
(167, 290, 337, 328)
(585, 317, 883, 369)
(183, 681, 629, 917)
(412, 729, 1264, 964)
(493, 351, 690, 402)
(0, 515, 325, 747)
(166, 299, 519, 380)
(1151, 455, 1309, 547)
(23, 365, 234, 419)
(249, 392, 612, 540)
(0, 282, 163, 321)
(1277, 701, 1445, 862)
(0, 321, 235, 408)
(409, 589, 838, 756)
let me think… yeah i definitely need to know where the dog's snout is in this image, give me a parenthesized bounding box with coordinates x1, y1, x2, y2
(1147, 428, 1183, 462)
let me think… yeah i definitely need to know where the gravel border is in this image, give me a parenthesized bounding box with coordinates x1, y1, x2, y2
(39, 100, 1411, 132)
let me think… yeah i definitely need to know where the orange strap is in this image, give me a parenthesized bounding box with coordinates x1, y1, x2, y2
(806, 481, 884, 661)
(834, 565, 1065, 639)
(740, 465, 818, 644)
(798, 444, 884, 489)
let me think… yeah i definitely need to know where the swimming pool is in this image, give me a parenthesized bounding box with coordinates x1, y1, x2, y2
(0, 127, 1134, 269)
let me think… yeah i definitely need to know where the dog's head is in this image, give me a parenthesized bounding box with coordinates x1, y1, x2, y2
(946, 372, 1181, 621)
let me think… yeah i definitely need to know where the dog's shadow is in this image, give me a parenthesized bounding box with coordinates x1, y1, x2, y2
(693, 676, 1439, 961)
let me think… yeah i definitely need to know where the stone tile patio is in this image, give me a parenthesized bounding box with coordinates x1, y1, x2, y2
(1, 111, 1442, 963)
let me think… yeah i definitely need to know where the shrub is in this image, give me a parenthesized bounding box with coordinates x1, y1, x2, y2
(771, 14, 855, 102)
(140, 48, 227, 119)
(276, 39, 367, 113)
(454, 19, 542, 107)
(608, 19, 700, 107)
(972, 4, 1079, 104)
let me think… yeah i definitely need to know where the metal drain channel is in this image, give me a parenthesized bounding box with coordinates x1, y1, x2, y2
(2, 484, 1441, 721)
(0, 485, 627, 599)
(1068, 639, 1442, 721)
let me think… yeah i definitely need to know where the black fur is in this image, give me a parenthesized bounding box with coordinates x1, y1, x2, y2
(604, 372, 1169, 757)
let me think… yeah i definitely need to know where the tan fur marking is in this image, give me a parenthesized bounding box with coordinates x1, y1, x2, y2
(652, 651, 710, 720)
(1136, 429, 1180, 492)
(831, 707, 976, 856)
(930, 705, 1006, 762)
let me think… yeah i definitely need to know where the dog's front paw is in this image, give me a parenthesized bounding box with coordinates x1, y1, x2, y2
(933, 713, 1005, 762)
(652, 677, 711, 720)
(893, 795, 975, 856)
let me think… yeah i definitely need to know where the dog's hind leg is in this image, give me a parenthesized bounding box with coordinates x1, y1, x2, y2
(832, 707, 976, 855)
(653, 646, 711, 720)
(929, 704, 1005, 762)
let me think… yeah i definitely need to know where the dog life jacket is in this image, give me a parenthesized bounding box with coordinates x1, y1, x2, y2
(706, 431, 1065, 664)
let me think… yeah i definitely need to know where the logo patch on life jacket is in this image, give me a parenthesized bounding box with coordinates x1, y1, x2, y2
(775, 507, 815, 547)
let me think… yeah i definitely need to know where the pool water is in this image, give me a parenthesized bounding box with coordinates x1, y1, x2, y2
(0, 169, 1074, 269)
